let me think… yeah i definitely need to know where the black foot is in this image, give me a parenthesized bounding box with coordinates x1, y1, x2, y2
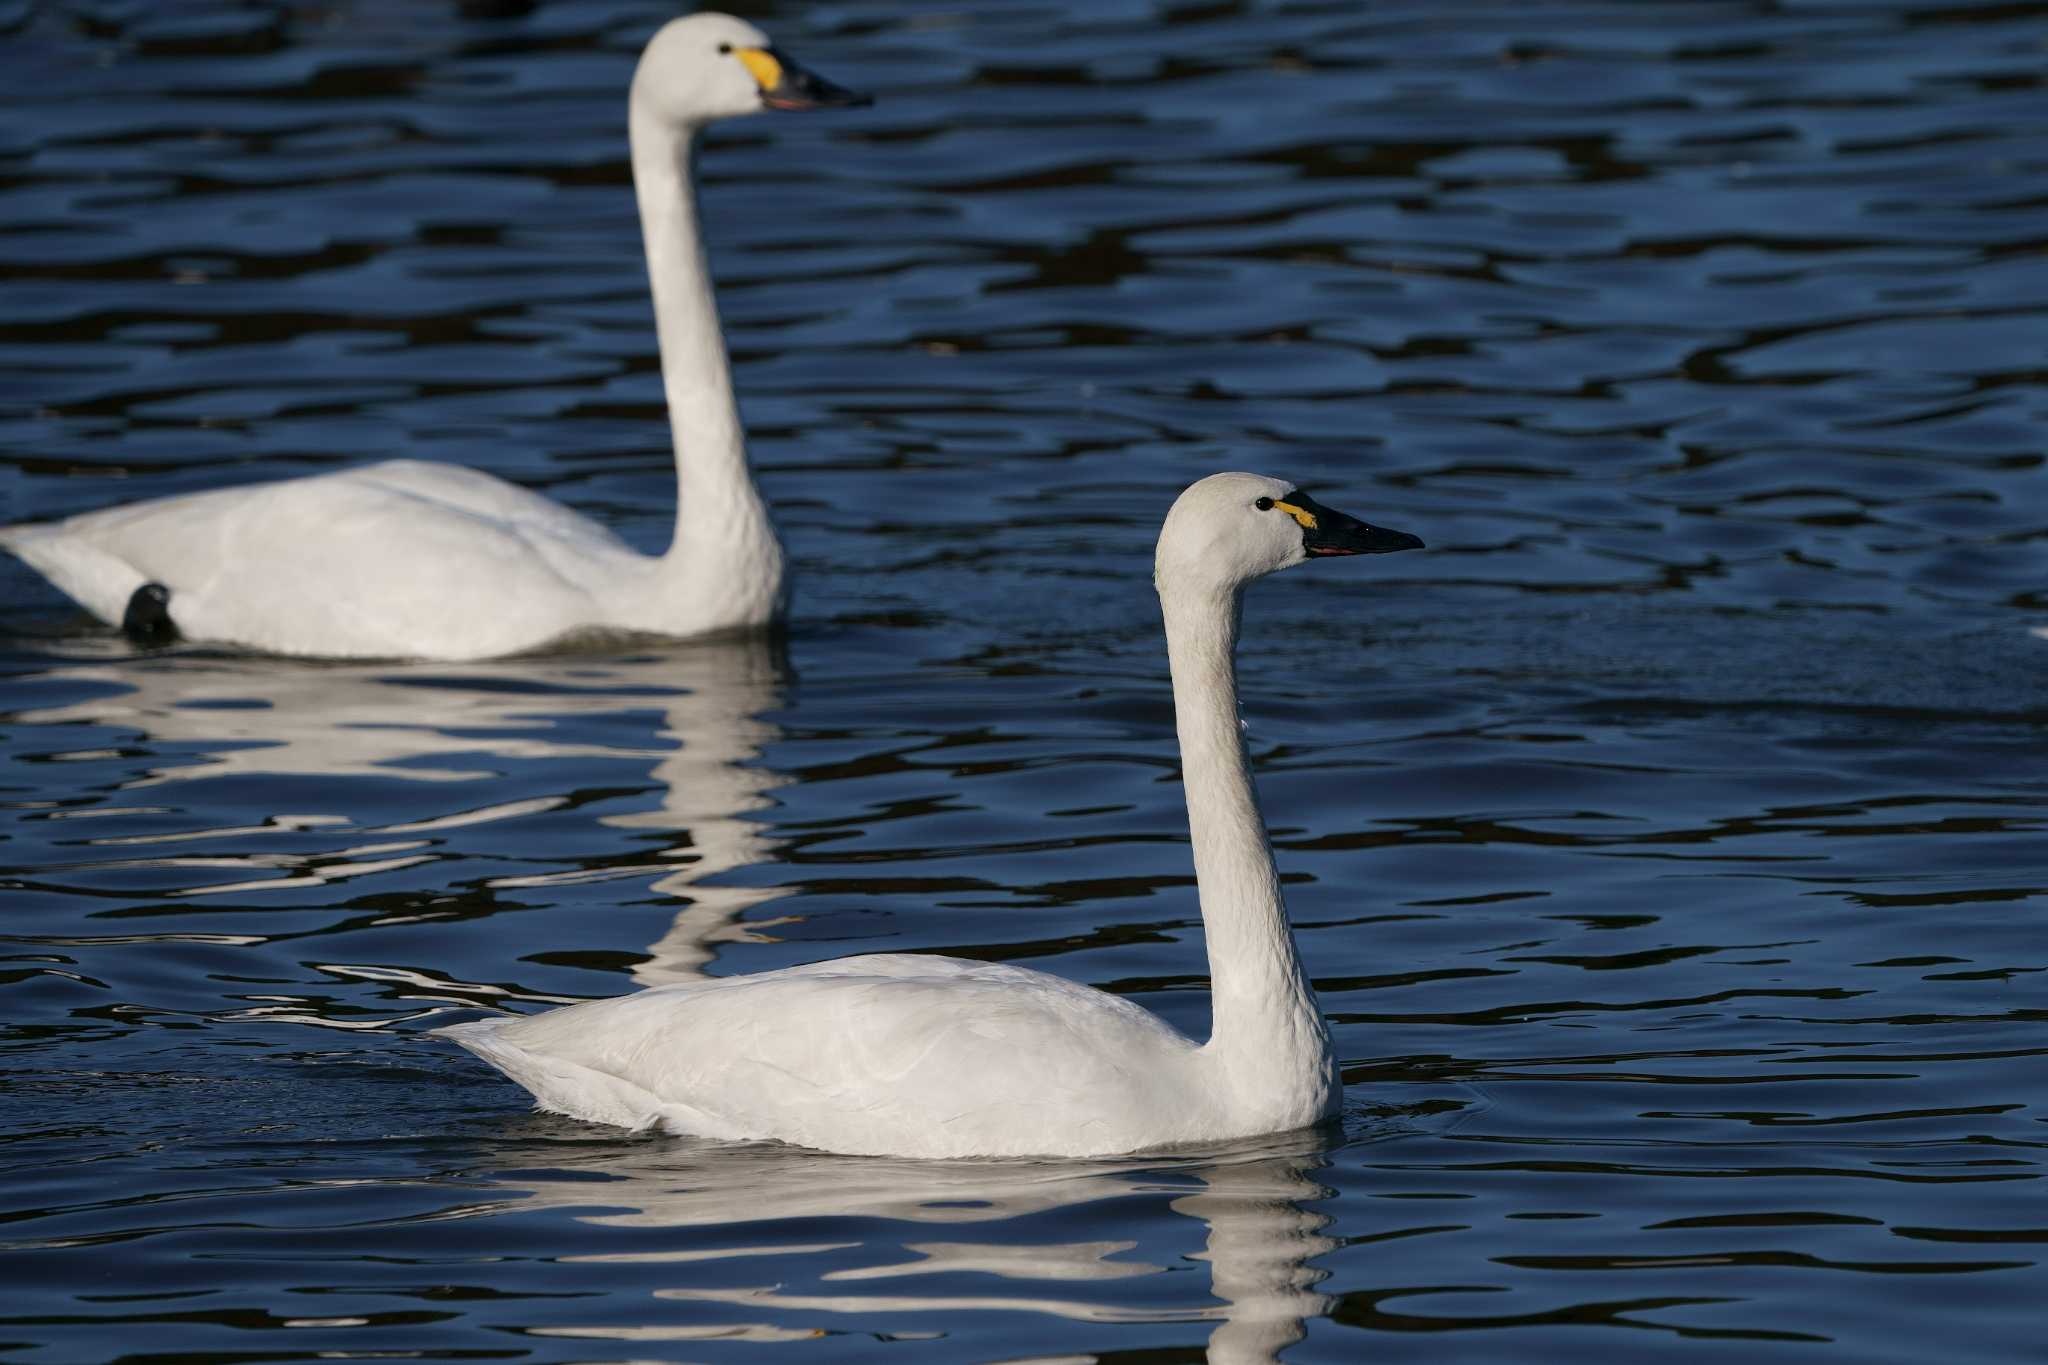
(121, 582, 180, 646)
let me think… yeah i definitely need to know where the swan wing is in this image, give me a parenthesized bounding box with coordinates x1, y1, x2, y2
(439, 954, 1206, 1158)
(2, 460, 645, 658)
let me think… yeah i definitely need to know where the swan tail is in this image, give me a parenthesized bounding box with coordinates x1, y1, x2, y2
(0, 522, 148, 626)
(434, 1017, 674, 1133)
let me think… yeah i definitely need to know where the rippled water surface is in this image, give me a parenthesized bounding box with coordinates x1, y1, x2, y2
(4, 1, 2047, 1360)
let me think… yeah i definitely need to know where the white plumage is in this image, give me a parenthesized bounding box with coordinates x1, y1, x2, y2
(441, 473, 1424, 1158)
(0, 14, 863, 660)
(449, 955, 1200, 1155)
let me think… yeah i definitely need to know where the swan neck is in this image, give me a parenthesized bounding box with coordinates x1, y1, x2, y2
(1160, 581, 1330, 1083)
(629, 99, 778, 584)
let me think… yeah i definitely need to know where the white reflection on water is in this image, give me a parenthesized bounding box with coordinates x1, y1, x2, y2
(11, 639, 793, 977)
(500, 1130, 1337, 1364)
(593, 641, 795, 987)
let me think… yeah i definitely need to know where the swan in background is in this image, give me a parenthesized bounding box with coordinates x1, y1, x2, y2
(0, 13, 866, 660)
(440, 473, 1424, 1158)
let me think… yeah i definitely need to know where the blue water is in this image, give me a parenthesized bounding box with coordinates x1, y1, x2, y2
(2, 1, 2045, 1360)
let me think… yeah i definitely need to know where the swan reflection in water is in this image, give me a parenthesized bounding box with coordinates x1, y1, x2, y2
(10, 636, 794, 983)
(474, 1126, 1350, 1364)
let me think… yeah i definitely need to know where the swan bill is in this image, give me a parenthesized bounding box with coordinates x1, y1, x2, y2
(740, 47, 872, 111)
(1280, 491, 1425, 557)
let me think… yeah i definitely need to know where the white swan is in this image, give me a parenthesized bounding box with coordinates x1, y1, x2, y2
(439, 472, 1424, 1158)
(0, 14, 865, 661)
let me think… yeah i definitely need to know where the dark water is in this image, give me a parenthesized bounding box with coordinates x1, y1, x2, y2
(3, 0, 2046, 1360)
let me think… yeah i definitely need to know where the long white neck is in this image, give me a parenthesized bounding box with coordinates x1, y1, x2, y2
(1161, 579, 1335, 1114)
(628, 93, 783, 620)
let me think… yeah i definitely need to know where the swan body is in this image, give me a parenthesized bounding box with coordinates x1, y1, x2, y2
(442, 473, 1423, 1158)
(0, 14, 865, 660)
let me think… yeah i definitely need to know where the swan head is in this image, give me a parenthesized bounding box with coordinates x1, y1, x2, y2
(1155, 472, 1422, 594)
(633, 13, 869, 128)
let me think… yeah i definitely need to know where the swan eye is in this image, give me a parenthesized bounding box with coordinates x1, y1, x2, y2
(1255, 496, 1274, 511)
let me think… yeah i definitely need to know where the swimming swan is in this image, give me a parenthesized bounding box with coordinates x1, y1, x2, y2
(439, 472, 1424, 1158)
(0, 14, 866, 660)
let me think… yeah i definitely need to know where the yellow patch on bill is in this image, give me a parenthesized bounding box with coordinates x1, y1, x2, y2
(736, 47, 784, 91)
(1272, 500, 1318, 531)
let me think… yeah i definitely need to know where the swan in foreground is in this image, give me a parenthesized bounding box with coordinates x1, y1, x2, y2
(0, 14, 865, 660)
(440, 473, 1423, 1158)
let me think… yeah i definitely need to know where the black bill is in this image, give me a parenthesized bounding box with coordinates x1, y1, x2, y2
(742, 46, 872, 111)
(1271, 490, 1424, 557)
